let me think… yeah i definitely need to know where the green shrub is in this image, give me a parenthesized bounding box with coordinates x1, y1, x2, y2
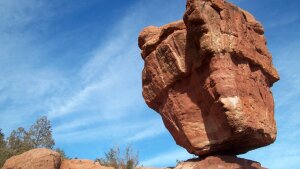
(96, 145, 139, 169)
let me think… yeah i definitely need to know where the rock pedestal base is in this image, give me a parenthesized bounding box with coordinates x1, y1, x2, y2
(175, 155, 266, 169)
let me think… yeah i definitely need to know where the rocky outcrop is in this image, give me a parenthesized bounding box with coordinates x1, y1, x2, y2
(2, 149, 113, 169)
(175, 156, 266, 169)
(2, 148, 61, 169)
(139, 0, 279, 156)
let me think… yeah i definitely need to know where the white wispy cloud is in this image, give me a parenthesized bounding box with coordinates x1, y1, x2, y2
(0, 0, 71, 132)
(141, 149, 193, 167)
(47, 79, 115, 119)
(47, 0, 185, 144)
(266, 15, 299, 29)
(46, 3, 144, 120)
(53, 117, 91, 133)
(0, 0, 48, 29)
(54, 119, 164, 143)
(124, 120, 166, 142)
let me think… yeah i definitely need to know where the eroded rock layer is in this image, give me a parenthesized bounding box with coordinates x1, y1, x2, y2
(139, 0, 279, 156)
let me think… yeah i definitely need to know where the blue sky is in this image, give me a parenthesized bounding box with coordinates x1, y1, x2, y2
(0, 0, 299, 168)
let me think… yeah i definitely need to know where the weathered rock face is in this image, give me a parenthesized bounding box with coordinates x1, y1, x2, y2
(2, 148, 61, 169)
(139, 0, 279, 156)
(175, 155, 266, 169)
(60, 159, 113, 169)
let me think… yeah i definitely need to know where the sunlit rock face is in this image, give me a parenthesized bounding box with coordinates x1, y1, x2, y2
(139, 0, 279, 156)
(2, 148, 61, 169)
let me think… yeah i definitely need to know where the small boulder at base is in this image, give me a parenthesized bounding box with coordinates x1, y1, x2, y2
(175, 155, 266, 169)
(2, 148, 61, 169)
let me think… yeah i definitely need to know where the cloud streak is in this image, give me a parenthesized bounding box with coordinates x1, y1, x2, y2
(54, 119, 165, 143)
(45, 0, 186, 152)
(141, 149, 193, 167)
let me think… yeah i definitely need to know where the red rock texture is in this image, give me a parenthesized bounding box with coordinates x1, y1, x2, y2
(60, 159, 113, 169)
(175, 155, 266, 169)
(139, 0, 279, 156)
(2, 148, 61, 169)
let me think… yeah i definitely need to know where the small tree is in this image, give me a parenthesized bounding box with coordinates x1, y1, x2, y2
(29, 116, 55, 149)
(0, 129, 12, 167)
(1, 116, 57, 167)
(7, 127, 33, 154)
(1, 129, 15, 167)
(6, 116, 55, 155)
(0, 129, 5, 149)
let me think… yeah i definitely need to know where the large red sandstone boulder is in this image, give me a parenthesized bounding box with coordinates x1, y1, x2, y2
(2, 148, 61, 169)
(175, 155, 266, 169)
(139, 0, 279, 156)
(60, 159, 113, 169)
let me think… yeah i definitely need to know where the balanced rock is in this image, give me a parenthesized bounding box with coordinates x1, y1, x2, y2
(139, 0, 279, 156)
(2, 148, 61, 169)
(175, 155, 266, 169)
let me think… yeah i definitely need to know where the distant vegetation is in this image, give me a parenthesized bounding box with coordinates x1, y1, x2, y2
(95, 145, 139, 169)
(0, 116, 138, 169)
(0, 116, 67, 167)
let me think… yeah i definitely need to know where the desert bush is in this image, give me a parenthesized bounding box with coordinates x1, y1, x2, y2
(96, 145, 138, 169)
